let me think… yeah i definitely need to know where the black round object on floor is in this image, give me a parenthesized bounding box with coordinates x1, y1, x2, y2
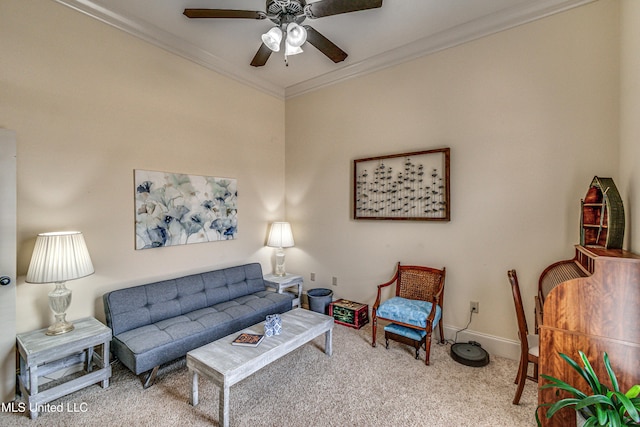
(450, 341, 490, 367)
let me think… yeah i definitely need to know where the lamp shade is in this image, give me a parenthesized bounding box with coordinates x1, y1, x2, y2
(286, 23, 307, 47)
(267, 222, 295, 248)
(285, 41, 303, 57)
(26, 231, 94, 284)
(261, 27, 283, 52)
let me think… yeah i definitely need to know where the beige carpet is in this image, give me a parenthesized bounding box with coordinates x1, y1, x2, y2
(1, 321, 538, 426)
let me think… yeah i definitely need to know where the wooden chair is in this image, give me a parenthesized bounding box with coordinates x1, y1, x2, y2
(507, 269, 539, 405)
(372, 262, 446, 365)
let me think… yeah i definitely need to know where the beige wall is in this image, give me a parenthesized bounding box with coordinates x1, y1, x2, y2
(1, 0, 285, 332)
(285, 0, 621, 355)
(1, 0, 633, 358)
(621, 0, 640, 253)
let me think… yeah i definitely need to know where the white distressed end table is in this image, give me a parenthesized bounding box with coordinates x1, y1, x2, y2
(264, 273, 304, 308)
(16, 317, 112, 420)
(187, 308, 334, 427)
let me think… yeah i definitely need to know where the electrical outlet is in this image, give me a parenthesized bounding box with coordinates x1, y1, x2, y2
(332, 276, 338, 286)
(470, 301, 479, 314)
(310, 272, 316, 281)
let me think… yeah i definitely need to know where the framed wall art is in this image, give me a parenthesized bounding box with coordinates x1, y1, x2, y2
(134, 169, 237, 249)
(353, 148, 450, 221)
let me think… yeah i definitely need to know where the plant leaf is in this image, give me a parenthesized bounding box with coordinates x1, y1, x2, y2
(578, 351, 604, 394)
(574, 394, 613, 425)
(540, 374, 588, 399)
(626, 384, 640, 399)
(603, 352, 620, 393)
(559, 352, 600, 393)
(607, 408, 621, 427)
(535, 403, 551, 427)
(547, 398, 583, 418)
(612, 391, 640, 422)
(583, 417, 599, 427)
(575, 395, 613, 410)
(560, 352, 589, 377)
(596, 403, 607, 425)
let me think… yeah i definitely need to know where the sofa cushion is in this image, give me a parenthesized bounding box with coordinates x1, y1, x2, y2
(175, 274, 207, 313)
(115, 324, 175, 355)
(105, 286, 151, 336)
(186, 308, 232, 328)
(202, 270, 229, 306)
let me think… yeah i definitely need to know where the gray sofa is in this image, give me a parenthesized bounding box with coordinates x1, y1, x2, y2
(103, 263, 293, 387)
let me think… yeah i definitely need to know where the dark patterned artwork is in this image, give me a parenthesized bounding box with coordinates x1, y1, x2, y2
(353, 148, 450, 221)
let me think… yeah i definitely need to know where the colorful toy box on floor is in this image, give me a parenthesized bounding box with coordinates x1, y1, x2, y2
(329, 299, 369, 329)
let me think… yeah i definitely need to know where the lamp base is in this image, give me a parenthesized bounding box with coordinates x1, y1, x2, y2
(46, 320, 74, 336)
(46, 282, 74, 336)
(274, 248, 286, 277)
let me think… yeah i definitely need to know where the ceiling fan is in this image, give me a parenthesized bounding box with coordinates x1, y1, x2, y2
(183, 0, 383, 67)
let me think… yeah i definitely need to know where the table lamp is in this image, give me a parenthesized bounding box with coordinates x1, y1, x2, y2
(26, 231, 94, 336)
(266, 222, 294, 277)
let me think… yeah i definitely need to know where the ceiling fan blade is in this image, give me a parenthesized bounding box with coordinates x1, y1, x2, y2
(303, 26, 348, 63)
(250, 43, 273, 67)
(183, 9, 267, 20)
(305, 0, 383, 18)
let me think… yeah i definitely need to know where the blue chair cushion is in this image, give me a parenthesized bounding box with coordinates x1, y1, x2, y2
(384, 323, 427, 341)
(377, 297, 442, 329)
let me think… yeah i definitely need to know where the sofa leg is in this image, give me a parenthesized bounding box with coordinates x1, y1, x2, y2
(140, 366, 159, 389)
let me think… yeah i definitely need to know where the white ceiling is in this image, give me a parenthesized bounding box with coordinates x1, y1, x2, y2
(55, 0, 594, 99)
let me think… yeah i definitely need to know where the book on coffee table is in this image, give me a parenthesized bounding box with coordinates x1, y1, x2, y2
(231, 333, 264, 347)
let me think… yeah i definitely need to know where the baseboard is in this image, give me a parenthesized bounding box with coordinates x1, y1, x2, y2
(443, 324, 520, 360)
(313, 298, 521, 361)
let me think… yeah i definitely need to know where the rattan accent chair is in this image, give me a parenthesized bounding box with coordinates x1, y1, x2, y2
(372, 262, 446, 365)
(507, 269, 539, 405)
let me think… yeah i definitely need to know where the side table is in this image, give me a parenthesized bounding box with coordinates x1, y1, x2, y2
(16, 317, 112, 419)
(264, 273, 304, 308)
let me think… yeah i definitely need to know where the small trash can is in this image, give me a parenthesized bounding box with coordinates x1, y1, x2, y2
(307, 288, 333, 314)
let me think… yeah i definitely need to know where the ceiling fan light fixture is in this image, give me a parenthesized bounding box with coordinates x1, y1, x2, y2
(285, 40, 303, 57)
(286, 23, 307, 47)
(261, 27, 283, 52)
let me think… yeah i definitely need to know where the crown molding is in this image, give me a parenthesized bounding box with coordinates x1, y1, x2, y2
(53, 0, 285, 99)
(55, 0, 596, 101)
(285, 0, 597, 98)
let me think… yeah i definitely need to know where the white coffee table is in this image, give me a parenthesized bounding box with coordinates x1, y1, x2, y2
(187, 308, 334, 427)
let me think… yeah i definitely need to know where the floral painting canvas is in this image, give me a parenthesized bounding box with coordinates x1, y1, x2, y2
(134, 170, 237, 249)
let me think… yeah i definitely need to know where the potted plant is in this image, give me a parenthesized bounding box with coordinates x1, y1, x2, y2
(536, 351, 640, 426)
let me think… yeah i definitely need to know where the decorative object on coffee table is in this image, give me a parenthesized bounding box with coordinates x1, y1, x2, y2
(266, 222, 295, 276)
(26, 231, 94, 336)
(264, 314, 282, 336)
(329, 299, 369, 329)
(231, 333, 264, 347)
